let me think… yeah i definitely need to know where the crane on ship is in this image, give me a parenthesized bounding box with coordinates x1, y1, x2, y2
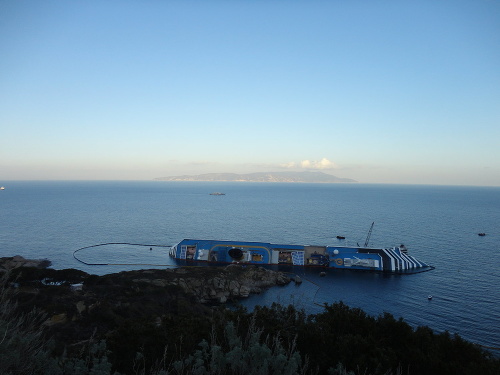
(357, 221, 375, 248)
(364, 222, 375, 247)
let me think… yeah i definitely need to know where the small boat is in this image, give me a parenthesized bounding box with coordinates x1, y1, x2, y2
(336, 236, 345, 240)
(169, 238, 432, 273)
(478, 233, 486, 236)
(0, 186, 5, 190)
(209, 192, 225, 196)
(428, 295, 433, 300)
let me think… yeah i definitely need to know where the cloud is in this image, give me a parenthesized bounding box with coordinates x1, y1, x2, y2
(284, 158, 337, 170)
(279, 161, 297, 169)
(164, 158, 337, 175)
(302, 158, 336, 169)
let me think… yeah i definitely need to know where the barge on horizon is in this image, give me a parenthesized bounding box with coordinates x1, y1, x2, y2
(169, 239, 431, 273)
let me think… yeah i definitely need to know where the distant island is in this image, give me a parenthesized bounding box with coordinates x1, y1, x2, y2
(155, 171, 357, 183)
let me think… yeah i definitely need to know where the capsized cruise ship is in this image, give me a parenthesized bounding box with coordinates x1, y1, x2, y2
(169, 238, 432, 273)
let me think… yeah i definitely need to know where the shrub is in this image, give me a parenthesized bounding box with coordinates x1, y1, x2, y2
(167, 318, 308, 375)
(0, 273, 60, 374)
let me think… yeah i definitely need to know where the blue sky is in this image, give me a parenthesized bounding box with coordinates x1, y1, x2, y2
(1, 0, 499, 185)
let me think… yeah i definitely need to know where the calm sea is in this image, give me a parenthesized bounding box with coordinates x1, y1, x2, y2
(1, 181, 499, 350)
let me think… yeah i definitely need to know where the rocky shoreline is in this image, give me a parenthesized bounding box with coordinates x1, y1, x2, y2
(1, 255, 292, 353)
(1, 255, 290, 304)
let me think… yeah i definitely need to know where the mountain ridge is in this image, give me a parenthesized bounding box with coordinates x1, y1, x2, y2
(155, 171, 357, 183)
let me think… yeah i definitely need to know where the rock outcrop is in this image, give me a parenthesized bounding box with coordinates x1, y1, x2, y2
(131, 265, 290, 303)
(0, 255, 51, 274)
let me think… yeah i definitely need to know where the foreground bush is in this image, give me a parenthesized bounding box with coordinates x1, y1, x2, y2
(0, 275, 60, 375)
(168, 319, 307, 375)
(248, 302, 500, 375)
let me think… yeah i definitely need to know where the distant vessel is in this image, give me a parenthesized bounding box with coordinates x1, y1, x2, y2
(169, 239, 432, 273)
(209, 192, 225, 195)
(336, 235, 345, 240)
(0, 186, 5, 190)
(478, 233, 486, 236)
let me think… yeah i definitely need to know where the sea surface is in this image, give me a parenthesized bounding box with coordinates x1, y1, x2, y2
(1, 181, 499, 351)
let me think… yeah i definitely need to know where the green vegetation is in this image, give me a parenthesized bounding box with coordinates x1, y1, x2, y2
(1, 267, 499, 375)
